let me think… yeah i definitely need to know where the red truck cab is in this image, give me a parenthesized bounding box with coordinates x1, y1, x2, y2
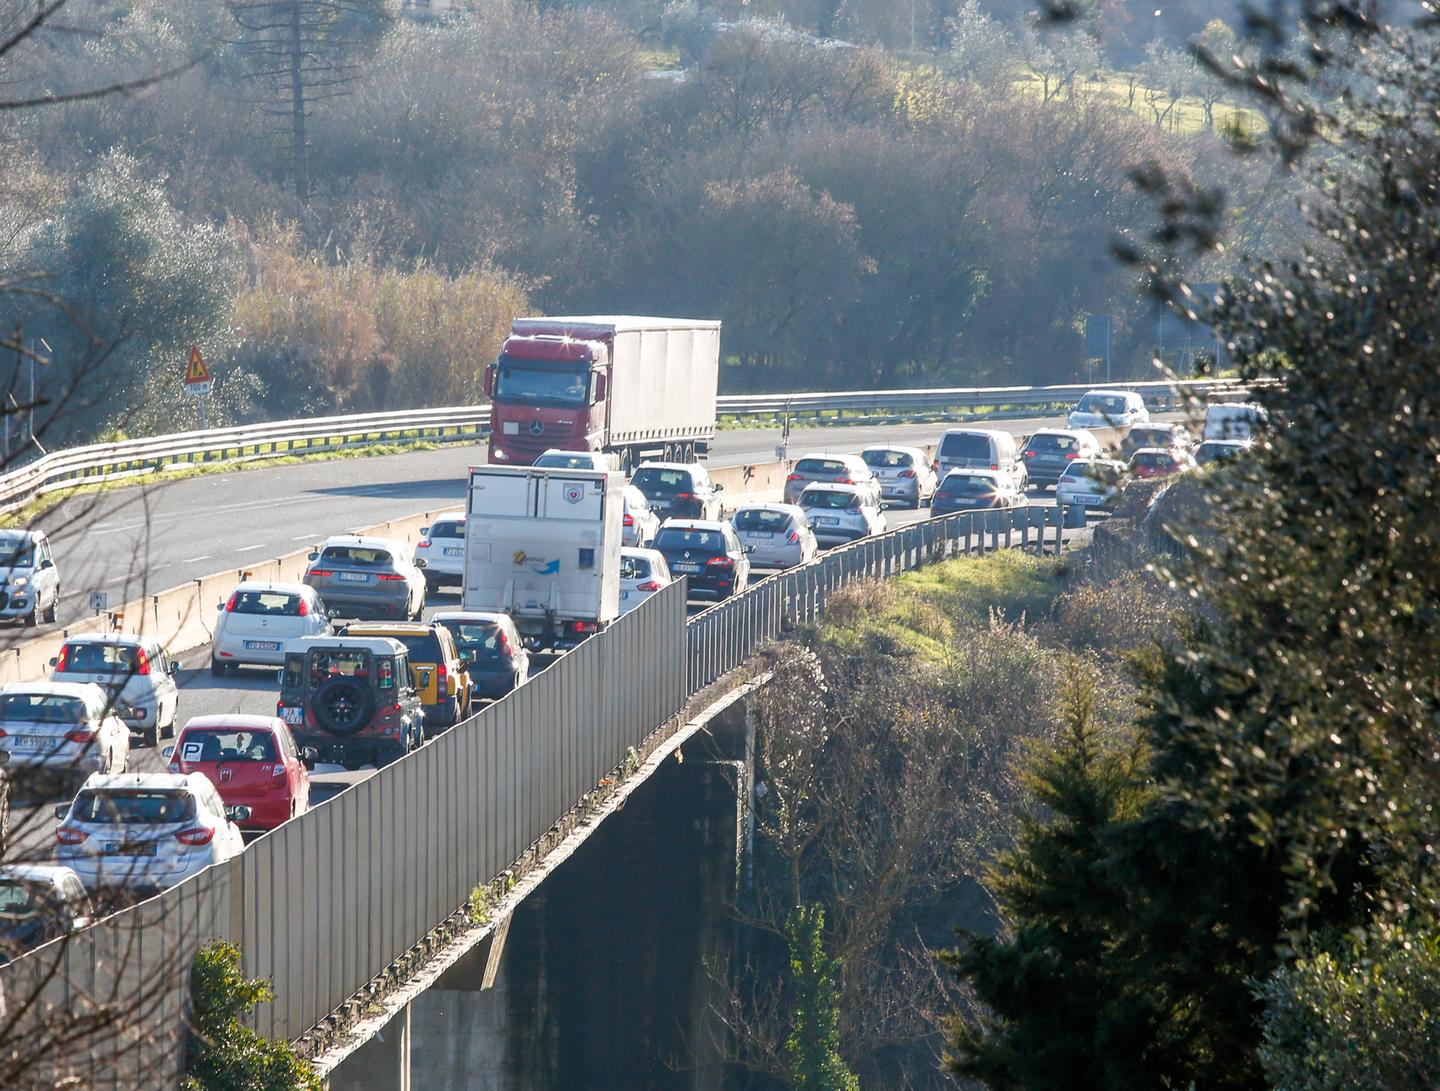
(486, 332, 607, 466)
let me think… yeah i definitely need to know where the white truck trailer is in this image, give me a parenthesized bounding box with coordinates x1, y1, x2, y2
(462, 465, 624, 650)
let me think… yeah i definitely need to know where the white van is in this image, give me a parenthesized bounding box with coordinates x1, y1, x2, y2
(933, 429, 1025, 490)
(1203, 402, 1267, 441)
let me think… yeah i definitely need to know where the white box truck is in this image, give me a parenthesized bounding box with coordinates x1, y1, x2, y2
(462, 466, 623, 650)
(484, 316, 721, 471)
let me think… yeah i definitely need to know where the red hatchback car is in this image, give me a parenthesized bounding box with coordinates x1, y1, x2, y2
(164, 715, 311, 834)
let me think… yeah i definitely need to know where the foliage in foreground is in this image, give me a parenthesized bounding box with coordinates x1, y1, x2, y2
(784, 905, 860, 1091)
(183, 942, 320, 1091)
(947, 6, 1440, 1089)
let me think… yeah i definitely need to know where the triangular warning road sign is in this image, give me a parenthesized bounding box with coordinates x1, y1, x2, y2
(184, 345, 212, 385)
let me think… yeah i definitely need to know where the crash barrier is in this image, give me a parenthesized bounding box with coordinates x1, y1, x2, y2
(0, 378, 1253, 514)
(686, 503, 1083, 693)
(0, 501, 1084, 1085)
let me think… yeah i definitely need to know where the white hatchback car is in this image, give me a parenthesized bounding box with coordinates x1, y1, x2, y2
(622, 485, 661, 548)
(414, 512, 467, 593)
(49, 634, 181, 747)
(0, 682, 129, 786)
(798, 483, 887, 547)
(1056, 458, 1128, 510)
(730, 503, 818, 569)
(212, 582, 330, 675)
(54, 772, 248, 895)
(861, 446, 936, 509)
(619, 547, 673, 615)
(1067, 389, 1151, 431)
(0, 528, 60, 627)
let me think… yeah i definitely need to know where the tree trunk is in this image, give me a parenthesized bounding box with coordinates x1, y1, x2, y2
(289, 0, 310, 207)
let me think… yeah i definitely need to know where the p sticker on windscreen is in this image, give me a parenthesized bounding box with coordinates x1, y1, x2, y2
(181, 741, 206, 762)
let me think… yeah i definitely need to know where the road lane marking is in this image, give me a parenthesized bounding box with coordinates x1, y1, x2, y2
(235, 544, 266, 552)
(181, 555, 212, 563)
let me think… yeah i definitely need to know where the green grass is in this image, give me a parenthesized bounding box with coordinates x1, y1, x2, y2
(636, 46, 681, 70)
(817, 551, 1065, 663)
(1012, 68, 1263, 139)
(0, 440, 448, 527)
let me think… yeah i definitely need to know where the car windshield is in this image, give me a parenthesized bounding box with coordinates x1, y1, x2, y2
(794, 458, 848, 475)
(1025, 434, 1081, 454)
(1076, 394, 1128, 415)
(494, 358, 589, 407)
(940, 476, 997, 496)
(803, 490, 859, 511)
(71, 789, 196, 825)
(319, 546, 392, 567)
(733, 509, 792, 532)
(0, 693, 88, 724)
(632, 468, 695, 495)
(306, 649, 373, 687)
(534, 453, 595, 469)
(862, 449, 911, 468)
(1131, 451, 1175, 468)
(938, 433, 991, 459)
(654, 528, 725, 552)
(1127, 427, 1173, 448)
(388, 632, 442, 664)
(620, 555, 652, 580)
(0, 879, 56, 918)
(0, 535, 33, 568)
(229, 591, 304, 616)
(1197, 442, 1242, 463)
(437, 621, 511, 660)
(176, 729, 277, 763)
(1062, 463, 1118, 485)
(428, 521, 464, 539)
(56, 642, 142, 674)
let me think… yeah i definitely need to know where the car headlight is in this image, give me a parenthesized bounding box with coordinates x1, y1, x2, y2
(10, 576, 27, 589)
(491, 446, 508, 461)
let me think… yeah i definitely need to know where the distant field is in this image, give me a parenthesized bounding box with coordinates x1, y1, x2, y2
(1012, 68, 1262, 138)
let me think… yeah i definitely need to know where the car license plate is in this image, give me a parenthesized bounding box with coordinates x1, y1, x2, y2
(7, 736, 49, 750)
(337, 572, 368, 582)
(443, 547, 463, 557)
(672, 563, 701, 574)
(814, 517, 839, 526)
(749, 532, 774, 540)
(1075, 494, 1102, 505)
(106, 841, 156, 856)
(652, 499, 671, 510)
(280, 706, 303, 725)
(244, 640, 281, 651)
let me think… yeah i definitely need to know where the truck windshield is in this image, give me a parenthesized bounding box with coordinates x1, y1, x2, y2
(494, 358, 589, 407)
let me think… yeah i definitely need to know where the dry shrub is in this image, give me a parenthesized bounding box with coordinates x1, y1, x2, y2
(230, 224, 530, 413)
(822, 578, 897, 632)
(1050, 569, 1181, 655)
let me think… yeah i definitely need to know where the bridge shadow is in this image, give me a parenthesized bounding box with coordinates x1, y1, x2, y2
(306, 478, 469, 500)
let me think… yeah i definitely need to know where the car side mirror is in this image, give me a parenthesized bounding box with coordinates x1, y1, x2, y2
(162, 745, 174, 758)
(419, 526, 429, 538)
(414, 558, 426, 569)
(54, 804, 69, 820)
(48, 657, 57, 668)
(713, 483, 724, 493)
(40, 558, 53, 570)
(301, 747, 319, 770)
(743, 545, 754, 554)
(307, 552, 319, 562)
(225, 804, 252, 823)
(216, 601, 225, 610)
(169, 662, 181, 674)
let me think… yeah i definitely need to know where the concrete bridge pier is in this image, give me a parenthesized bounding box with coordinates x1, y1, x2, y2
(328, 1005, 411, 1091)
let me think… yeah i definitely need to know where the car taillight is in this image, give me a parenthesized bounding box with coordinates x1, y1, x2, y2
(571, 621, 597, 633)
(1024, 450, 1036, 459)
(437, 662, 449, 693)
(706, 556, 734, 568)
(931, 462, 940, 474)
(786, 473, 802, 482)
(135, 647, 151, 676)
(175, 827, 216, 846)
(224, 594, 239, 613)
(417, 540, 431, 549)
(990, 464, 998, 471)
(309, 568, 333, 578)
(498, 633, 513, 655)
(54, 646, 70, 672)
(623, 514, 634, 527)
(636, 580, 662, 592)
(674, 492, 695, 500)
(1065, 452, 1079, 460)
(56, 827, 88, 845)
(272, 764, 287, 780)
(835, 476, 853, 484)
(899, 469, 917, 478)
(378, 573, 406, 581)
(64, 729, 96, 745)
(297, 598, 309, 617)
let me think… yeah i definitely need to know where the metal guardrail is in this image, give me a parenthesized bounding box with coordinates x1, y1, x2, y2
(0, 379, 1252, 514)
(0, 501, 1081, 1085)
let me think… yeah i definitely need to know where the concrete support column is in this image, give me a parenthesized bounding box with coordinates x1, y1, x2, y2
(328, 1005, 410, 1091)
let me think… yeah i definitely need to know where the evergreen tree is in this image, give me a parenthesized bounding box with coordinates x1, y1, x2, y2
(785, 904, 860, 1091)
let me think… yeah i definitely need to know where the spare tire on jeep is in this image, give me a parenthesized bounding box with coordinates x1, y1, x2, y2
(312, 678, 376, 736)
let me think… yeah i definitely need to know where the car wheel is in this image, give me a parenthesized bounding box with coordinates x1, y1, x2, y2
(142, 723, 158, 748)
(43, 588, 58, 624)
(22, 604, 36, 628)
(210, 656, 227, 677)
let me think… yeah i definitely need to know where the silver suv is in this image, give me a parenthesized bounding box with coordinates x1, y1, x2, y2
(0, 529, 59, 627)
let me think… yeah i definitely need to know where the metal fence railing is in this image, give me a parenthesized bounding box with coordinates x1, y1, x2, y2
(0, 501, 1082, 1086)
(0, 378, 1252, 513)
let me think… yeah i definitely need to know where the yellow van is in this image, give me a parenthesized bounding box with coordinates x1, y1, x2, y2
(338, 622, 473, 734)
